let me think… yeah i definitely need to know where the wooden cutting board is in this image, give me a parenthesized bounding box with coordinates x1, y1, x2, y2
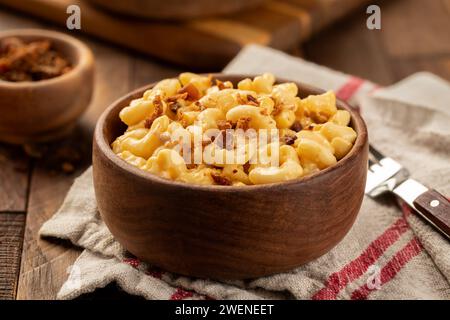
(0, 0, 372, 69)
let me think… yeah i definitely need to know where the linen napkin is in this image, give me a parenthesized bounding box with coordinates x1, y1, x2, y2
(40, 45, 450, 300)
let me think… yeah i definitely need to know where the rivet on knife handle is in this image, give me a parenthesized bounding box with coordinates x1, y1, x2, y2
(413, 189, 450, 238)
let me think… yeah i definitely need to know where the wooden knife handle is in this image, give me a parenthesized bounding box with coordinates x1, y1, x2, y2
(413, 189, 450, 237)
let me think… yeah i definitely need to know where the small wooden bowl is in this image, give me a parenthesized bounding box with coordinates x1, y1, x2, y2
(0, 29, 94, 144)
(93, 74, 368, 280)
(87, 0, 267, 20)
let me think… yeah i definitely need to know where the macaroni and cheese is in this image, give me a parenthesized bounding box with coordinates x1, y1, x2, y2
(112, 73, 357, 186)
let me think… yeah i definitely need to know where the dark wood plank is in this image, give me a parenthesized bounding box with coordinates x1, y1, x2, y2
(131, 55, 181, 90)
(304, 0, 450, 84)
(0, 0, 371, 69)
(16, 125, 92, 299)
(0, 145, 30, 212)
(11, 26, 136, 298)
(16, 162, 86, 300)
(15, 32, 180, 299)
(303, 5, 395, 85)
(379, 0, 450, 58)
(0, 213, 25, 300)
(379, 0, 450, 82)
(15, 49, 132, 298)
(390, 56, 450, 84)
(79, 41, 134, 131)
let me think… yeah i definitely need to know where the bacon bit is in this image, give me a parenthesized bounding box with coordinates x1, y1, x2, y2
(290, 121, 303, 132)
(166, 93, 186, 113)
(186, 163, 197, 169)
(215, 79, 226, 90)
(193, 101, 204, 111)
(144, 95, 163, 128)
(246, 94, 259, 106)
(282, 134, 297, 145)
(0, 37, 72, 82)
(144, 118, 153, 129)
(306, 124, 315, 130)
(312, 112, 328, 124)
(236, 93, 247, 105)
(61, 161, 75, 174)
(169, 101, 182, 114)
(272, 103, 282, 116)
(216, 120, 232, 131)
(232, 169, 238, 174)
(236, 117, 251, 130)
(166, 92, 188, 102)
(217, 80, 233, 90)
(214, 129, 234, 150)
(211, 172, 232, 186)
(177, 83, 200, 101)
(243, 162, 251, 174)
(153, 94, 163, 111)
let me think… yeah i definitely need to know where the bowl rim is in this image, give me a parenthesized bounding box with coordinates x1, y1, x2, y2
(0, 28, 93, 88)
(94, 73, 368, 192)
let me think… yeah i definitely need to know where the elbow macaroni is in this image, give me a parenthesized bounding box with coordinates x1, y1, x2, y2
(112, 73, 357, 186)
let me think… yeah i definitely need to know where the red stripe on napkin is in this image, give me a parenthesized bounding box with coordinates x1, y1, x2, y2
(123, 258, 140, 269)
(336, 77, 364, 101)
(350, 238, 423, 300)
(169, 287, 215, 300)
(170, 287, 195, 300)
(312, 217, 410, 300)
(312, 76, 424, 301)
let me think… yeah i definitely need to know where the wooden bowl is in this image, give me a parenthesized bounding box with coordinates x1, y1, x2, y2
(93, 74, 368, 280)
(87, 0, 267, 20)
(0, 29, 94, 144)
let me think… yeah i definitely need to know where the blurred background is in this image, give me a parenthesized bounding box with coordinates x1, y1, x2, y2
(0, 0, 449, 300)
(2, 1, 449, 81)
(2, 0, 449, 128)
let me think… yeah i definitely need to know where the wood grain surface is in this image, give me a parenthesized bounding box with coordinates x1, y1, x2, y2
(0, 9, 179, 300)
(0, 0, 372, 68)
(86, 0, 267, 20)
(0, 145, 29, 212)
(0, 0, 449, 299)
(413, 189, 450, 238)
(0, 213, 25, 299)
(304, 0, 450, 85)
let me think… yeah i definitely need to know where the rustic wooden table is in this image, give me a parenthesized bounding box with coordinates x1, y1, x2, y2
(1, 0, 449, 300)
